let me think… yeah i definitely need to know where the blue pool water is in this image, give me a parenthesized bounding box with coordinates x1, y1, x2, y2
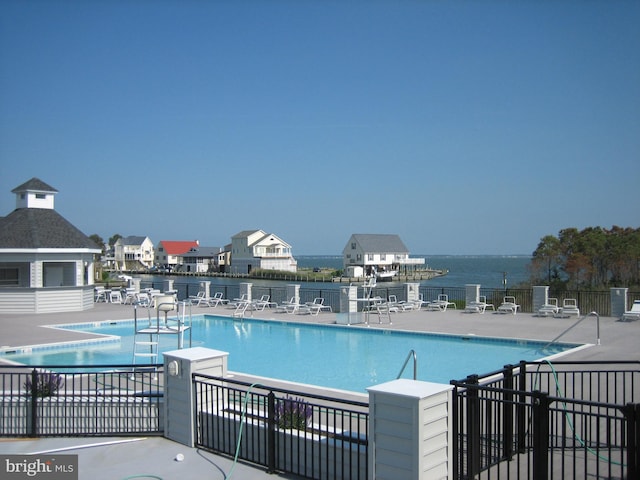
(3, 315, 580, 392)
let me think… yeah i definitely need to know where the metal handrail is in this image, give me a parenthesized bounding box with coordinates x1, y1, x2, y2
(397, 349, 418, 380)
(542, 311, 601, 350)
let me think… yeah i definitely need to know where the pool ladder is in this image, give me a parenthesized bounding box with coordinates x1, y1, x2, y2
(397, 349, 418, 380)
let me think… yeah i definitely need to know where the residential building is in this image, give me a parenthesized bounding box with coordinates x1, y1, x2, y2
(0, 178, 102, 313)
(230, 230, 297, 274)
(154, 240, 199, 271)
(113, 235, 154, 270)
(342, 233, 425, 277)
(179, 246, 224, 274)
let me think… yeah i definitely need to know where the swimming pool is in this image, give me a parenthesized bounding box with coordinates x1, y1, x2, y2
(2, 315, 583, 392)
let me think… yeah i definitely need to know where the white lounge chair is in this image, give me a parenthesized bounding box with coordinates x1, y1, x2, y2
(427, 294, 456, 311)
(94, 286, 107, 303)
(621, 300, 640, 322)
(497, 296, 520, 314)
(463, 296, 495, 314)
(109, 289, 123, 304)
(203, 291, 230, 307)
(556, 298, 580, 318)
(252, 295, 277, 311)
(537, 298, 560, 317)
(305, 298, 332, 315)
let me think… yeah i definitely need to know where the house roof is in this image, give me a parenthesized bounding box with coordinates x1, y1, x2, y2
(119, 235, 149, 246)
(350, 234, 409, 253)
(181, 247, 221, 259)
(0, 208, 100, 249)
(11, 177, 58, 194)
(159, 240, 199, 255)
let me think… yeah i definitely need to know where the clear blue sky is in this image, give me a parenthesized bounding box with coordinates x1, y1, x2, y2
(1, 1, 638, 255)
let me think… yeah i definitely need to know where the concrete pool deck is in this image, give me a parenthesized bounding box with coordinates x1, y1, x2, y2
(1, 302, 638, 479)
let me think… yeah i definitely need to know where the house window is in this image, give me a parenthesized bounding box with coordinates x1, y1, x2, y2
(368, 254, 374, 261)
(351, 243, 356, 250)
(380, 254, 386, 261)
(0, 268, 19, 286)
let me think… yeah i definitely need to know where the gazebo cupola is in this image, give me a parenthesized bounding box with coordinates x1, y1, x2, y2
(12, 177, 58, 210)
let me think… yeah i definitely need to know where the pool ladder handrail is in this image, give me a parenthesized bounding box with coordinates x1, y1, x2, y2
(397, 349, 417, 380)
(542, 311, 601, 350)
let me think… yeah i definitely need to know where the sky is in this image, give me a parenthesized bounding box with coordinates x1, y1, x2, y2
(1, 1, 639, 256)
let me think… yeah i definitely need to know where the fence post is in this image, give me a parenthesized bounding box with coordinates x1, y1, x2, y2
(517, 361, 527, 453)
(29, 368, 38, 437)
(267, 391, 276, 474)
(466, 374, 481, 477)
(622, 403, 639, 480)
(532, 390, 550, 480)
(503, 365, 514, 460)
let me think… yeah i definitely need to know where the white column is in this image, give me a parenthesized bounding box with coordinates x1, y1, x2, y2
(163, 347, 229, 447)
(532, 285, 549, 313)
(405, 283, 420, 302)
(368, 379, 453, 480)
(610, 287, 628, 319)
(286, 284, 299, 304)
(465, 284, 480, 305)
(240, 282, 253, 301)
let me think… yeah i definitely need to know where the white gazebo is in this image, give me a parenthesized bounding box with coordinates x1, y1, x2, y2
(0, 178, 102, 313)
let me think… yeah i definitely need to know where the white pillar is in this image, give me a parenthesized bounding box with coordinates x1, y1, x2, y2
(240, 282, 253, 301)
(610, 287, 628, 319)
(163, 278, 174, 293)
(532, 286, 549, 313)
(163, 347, 229, 447)
(286, 284, 299, 304)
(368, 379, 453, 480)
(405, 283, 420, 302)
(465, 284, 480, 305)
(199, 281, 211, 298)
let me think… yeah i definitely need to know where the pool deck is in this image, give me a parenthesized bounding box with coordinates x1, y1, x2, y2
(1, 302, 638, 479)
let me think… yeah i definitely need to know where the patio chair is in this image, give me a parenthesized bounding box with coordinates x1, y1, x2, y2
(621, 300, 640, 322)
(537, 298, 560, 317)
(203, 291, 229, 307)
(556, 298, 580, 318)
(306, 298, 332, 315)
(427, 294, 456, 311)
(109, 289, 123, 304)
(463, 296, 494, 314)
(252, 295, 277, 311)
(497, 296, 520, 314)
(94, 286, 107, 303)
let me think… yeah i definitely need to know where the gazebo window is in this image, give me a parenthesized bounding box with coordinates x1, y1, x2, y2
(0, 267, 19, 286)
(43, 262, 76, 287)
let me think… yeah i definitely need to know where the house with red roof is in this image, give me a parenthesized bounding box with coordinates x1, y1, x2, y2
(154, 240, 199, 271)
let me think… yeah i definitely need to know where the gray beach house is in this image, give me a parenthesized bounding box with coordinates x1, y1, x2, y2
(0, 178, 102, 313)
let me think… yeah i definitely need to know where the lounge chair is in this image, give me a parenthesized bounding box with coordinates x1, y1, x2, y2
(463, 296, 495, 314)
(556, 298, 580, 318)
(203, 291, 230, 307)
(305, 298, 332, 315)
(427, 294, 456, 311)
(497, 296, 520, 314)
(621, 300, 640, 322)
(252, 295, 277, 311)
(188, 290, 208, 305)
(537, 298, 560, 317)
(227, 294, 248, 308)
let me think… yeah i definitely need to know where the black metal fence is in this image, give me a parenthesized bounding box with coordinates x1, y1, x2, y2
(0, 365, 163, 437)
(137, 278, 639, 316)
(193, 374, 369, 480)
(450, 361, 640, 480)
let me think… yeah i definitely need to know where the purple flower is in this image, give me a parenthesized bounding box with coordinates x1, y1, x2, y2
(275, 395, 313, 429)
(24, 372, 64, 397)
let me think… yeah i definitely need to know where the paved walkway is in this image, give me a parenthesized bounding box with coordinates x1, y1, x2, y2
(1, 302, 638, 479)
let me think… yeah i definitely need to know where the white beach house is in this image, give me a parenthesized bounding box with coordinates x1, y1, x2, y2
(113, 235, 155, 271)
(0, 178, 102, 313)
(230, 230, 297, 274)
(342, 233, 425, 278)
